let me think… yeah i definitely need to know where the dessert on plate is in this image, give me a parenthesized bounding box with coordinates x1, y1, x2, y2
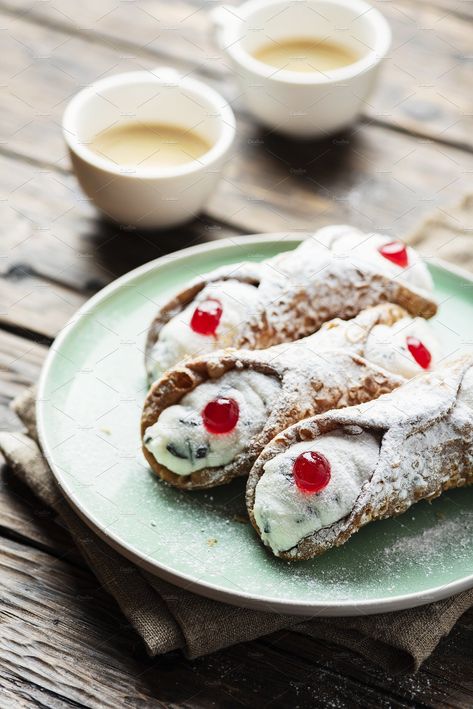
(141, 304, 439, 489)
(246, 356, 473, 560)
(145, 225, 436, 382)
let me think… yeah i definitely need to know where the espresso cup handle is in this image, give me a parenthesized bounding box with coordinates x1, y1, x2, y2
(209, 5, 234, 49)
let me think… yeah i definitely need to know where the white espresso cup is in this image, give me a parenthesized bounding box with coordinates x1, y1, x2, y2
(63, 68, 236, 229)
(211, 0, 391, 138)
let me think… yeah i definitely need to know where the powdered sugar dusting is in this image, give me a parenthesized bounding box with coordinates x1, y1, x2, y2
(146, 225, 436, 379)
(248, 356, 473, 561)
(383, 513, 473, 575)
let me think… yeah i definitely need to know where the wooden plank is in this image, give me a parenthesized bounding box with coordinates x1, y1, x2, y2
(0, 328, 76, 558)
(0, 7, 207, 171)
(0, 324, 46, 423)
(1, 532, 472, 709)
(0, 150, 230, 294)
(0, 0, 471, 149)
(0, 459, 85, 569)
(2, 122, 473, 339)
(2, 117, 473, 286)
(0, 2, 471, 705)
(6, 102, 472, 252)
(0, 276, 85, 340)
(185, 0, 473, 23)
(0, 328, 45, 405)
(0, 536, 166, 708)
(0, 8, 471, 313)
(206, 122, 473, 235)
(370, 0, 473, 149)
(267, 616, 473, 708)
(0, 148, 238, 337)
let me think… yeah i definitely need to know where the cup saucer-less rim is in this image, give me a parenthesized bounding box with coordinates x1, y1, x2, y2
(62, 68, 236, 180)
(214, 0, 392, 85)
(37, 234, 473, 616)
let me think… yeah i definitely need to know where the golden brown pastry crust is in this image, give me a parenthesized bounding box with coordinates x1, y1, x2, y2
(145, 243, 437, 381)
(141, 303, 407, 490)
(246, 356, 473, 560)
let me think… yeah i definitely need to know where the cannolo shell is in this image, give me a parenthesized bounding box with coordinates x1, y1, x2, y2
(246, 357, 473, 560)
(145, 255, 437, 379)
(141, 349, 404, 490)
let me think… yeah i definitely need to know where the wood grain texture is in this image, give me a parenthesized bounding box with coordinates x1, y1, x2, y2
(2, 122, 473, 338)
(0, 150, 236, 289)
(2, 61, 472, 341)
(0, 147, 237, 337)
(2, 106, 473, 333)
(0, 7, 471, 256)
(0, 0, 472, 705)
(3, 88, 472, 242)
(0, 277, 86, 340)
(0, 329, 45, 405)
(0, 326, 46, 433)
(0, 0, 471, 148)
(0, 529, 472, 708)
(0, 328, 75, 557)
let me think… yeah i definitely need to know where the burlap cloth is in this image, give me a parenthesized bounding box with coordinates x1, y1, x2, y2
(1, 195, 473, 674)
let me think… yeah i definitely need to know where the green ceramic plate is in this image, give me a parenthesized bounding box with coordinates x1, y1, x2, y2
(37, 235, 473, 616)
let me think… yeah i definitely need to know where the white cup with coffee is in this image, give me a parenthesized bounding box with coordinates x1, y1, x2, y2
(211, 0, 391, 138)
(63, 68, 235, 229)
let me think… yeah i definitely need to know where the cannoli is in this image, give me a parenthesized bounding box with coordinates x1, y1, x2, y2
(145, 225, 437, 382)
(141, 304, 440, 490)
(247, 356, 473, 560)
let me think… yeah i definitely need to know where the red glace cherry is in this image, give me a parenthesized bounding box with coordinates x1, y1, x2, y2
(202, 397, 239, 434)
(378, 241, 409, 268)
(293, 451, 331, 494)
(406, 336, 432, 369)
(190, 298, 222, 336)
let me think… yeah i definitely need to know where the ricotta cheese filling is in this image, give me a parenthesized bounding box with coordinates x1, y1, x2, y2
(253, 428, 380, 554)
(364, 316, 439, 378)
(148, 227, 433, 382)
(307, 225, 434, 293)
(148, 280, 258, 381)
(145, 314, 439, 476)
(302, 313, 438, 377)
(144, 370, 281, 476)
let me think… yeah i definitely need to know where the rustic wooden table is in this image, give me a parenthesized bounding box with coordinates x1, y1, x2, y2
(1, 0, 472, 706)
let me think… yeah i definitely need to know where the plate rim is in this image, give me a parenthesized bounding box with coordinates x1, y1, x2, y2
(37, 233, 473, 616)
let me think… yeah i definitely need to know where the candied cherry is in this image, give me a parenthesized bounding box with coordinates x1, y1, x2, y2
(293, 451, 331, 494)
(202, 397, 239, 434)
(406, 336, 432, 369)
(378, 241, 409, 268)
(190, 298, 222, 336)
